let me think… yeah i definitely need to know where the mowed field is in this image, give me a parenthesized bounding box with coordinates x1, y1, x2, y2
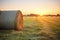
(0, 16, 60, 40)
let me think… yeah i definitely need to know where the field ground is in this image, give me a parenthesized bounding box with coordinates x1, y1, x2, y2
(0, 16, 60, 40)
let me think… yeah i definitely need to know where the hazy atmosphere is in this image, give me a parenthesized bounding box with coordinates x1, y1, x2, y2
(0, 0, 60, 15)
(0, 0, 60, 40)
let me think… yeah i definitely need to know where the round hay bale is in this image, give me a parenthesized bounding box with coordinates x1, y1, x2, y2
(0, 10, 23, 31)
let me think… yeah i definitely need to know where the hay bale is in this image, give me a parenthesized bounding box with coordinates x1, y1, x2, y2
(0, 10, 23, 31)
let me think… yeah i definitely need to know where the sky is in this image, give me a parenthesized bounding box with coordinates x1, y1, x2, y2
(0, 0, 60, 15)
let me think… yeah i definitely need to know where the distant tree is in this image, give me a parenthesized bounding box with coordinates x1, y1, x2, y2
(57, 14, 60, 16)
(30, 14, 39, 16)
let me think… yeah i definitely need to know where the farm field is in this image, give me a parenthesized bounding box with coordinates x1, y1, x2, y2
(0, 16, 60, 40)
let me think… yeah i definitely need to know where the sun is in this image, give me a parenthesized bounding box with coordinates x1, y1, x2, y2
(39, 11, 46, 16)
(24, 9, 49, 16)
(33, 10, 47, 16)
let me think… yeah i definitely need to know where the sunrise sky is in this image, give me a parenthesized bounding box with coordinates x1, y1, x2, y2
(0, 0, 60, 15)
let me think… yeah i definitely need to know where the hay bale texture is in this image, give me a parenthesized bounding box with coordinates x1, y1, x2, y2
(0, 10, 23, 30)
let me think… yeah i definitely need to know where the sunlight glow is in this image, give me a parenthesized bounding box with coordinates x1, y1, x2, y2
(0, 0, 60, 15)
(29, 9, 50, 16)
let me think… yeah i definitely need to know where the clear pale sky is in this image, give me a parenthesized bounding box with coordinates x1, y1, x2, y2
(0, 0, 60, 15)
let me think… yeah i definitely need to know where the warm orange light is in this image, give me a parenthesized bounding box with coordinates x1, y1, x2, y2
(22, 8, 60, 15)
